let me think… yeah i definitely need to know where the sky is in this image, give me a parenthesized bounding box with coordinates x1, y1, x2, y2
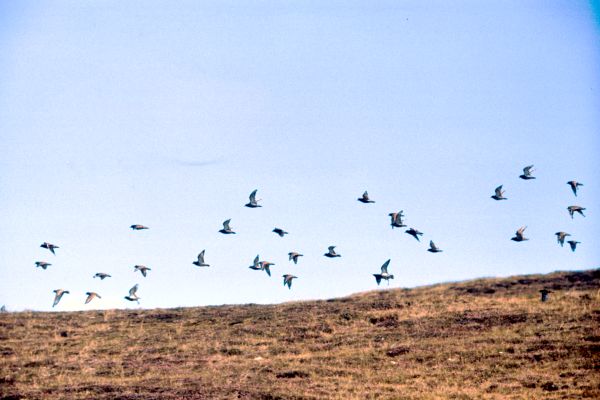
(0, 1, 598, 311)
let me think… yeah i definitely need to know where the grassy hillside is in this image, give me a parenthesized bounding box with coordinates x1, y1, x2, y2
(1, 269, 599, 399)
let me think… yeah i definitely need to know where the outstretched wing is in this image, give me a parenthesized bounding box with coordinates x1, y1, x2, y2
(380, 259, 391, 274)
(495, 185, 503, 196)
(374, 274, 382, 285)
(249, 189, 257, 203)
(430, 240, 438, 251)
(223, 219, 231, 230)
(328, 246, 336, 254)
(198, 250, 205, 264)
(129, 284, 139, 297)
(253, 255, 260, 267)
(523, 165, 534, 175)
(53, 292, 62, 307)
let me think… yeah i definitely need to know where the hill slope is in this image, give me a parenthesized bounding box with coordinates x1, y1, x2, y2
(1, 269, 599, 399)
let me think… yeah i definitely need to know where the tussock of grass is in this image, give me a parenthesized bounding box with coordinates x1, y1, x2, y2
(1, 269, 599, 399)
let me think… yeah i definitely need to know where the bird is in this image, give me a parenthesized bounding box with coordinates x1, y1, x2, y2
(405, 228, 423, 241)
(93, 273, 111, 280)
(272, 228, 288, 237)
(324, 246, 341, 258)
(35, 261, 51, 270)
(219, 219, 236, 234)
(567, 205, 586, 219)
(124, 284, 140, 303)
(427, 241, 442, 253)
(245, 189, 262, 208)
(555, 232, 570, 247)
(567, 181, 583, 196)
(491, 185, 507, 200)
(130, 224, 149, 230)
(134, 265, 151, 277)
(40, 242, 59, 255)
(519, 165, 536, 180)
(357, 191, 375, 203)
(193, 250, 210, 267)
(248, 255, 262, 271)
(567, 240, 580, 252)
(259, 261, 275, 277)
(85, 292, 101, 304)
(373, 259, 394, 286)
(539, 289, 551, 302)
(283, 274, 297, 289)
(511, 226, 528, 242)
(288, 252, 303, 264)
(389, 211, 406, 228)
(52, 289, 69, 307)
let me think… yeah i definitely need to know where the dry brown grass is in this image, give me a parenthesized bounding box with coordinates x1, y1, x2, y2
(1, 269, 599, 399)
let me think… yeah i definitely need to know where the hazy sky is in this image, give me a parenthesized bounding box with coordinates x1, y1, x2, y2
(1, 1, 598, 311)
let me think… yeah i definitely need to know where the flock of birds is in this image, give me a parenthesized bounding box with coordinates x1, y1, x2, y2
(24, 165, 588, 309)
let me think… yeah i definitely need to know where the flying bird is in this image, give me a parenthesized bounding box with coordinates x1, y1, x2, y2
(519, 165, 536, 180)
(35, 261, 51, 270)
(373, 259, 394, 286)
(389, 211, 406, 228)
(272, 228, 288, 237)
(134, 265, 151, 277)
(219, 219, 236, 234)
(491, 185, 507, 200)
(124, 284, 140, 303)
(567, 240, 580, 252)
(193, 250, 210, 267)
(130, 224, 149, 230)
(427, 241, 442, 253)
(324, 246, 341, 258)
(245, 189, 262, 208)
(555, 232, 570, 247)
(40, 242, 59, 255)
(288, 252, 303, 264)
(93, 273, 111, 280)
(248, 255, 262, 271)
(259, 261, 275, 277)
(52, 289, 69, 307)
(567, 181, 583, 196)
(405, 228, 423, 241)
(283, 274, 297, 289)
(84, 292, 101, 304)
(511, 226, 528, 242)
(357, 191, 375, 203)
(567, 205, 586, 219)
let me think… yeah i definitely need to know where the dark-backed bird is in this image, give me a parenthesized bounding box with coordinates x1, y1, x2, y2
(539, 289, 551, 302)
(93, 273, 111, 280)
(491, 185, 507, 200)
(288, 252, 303, 264)
(511, 226, 528, 242)
(84, 292, 101, 304)
(219, 219, 236, 234)
(193, 250, 210, 267)
(555, 232, 570, 247)
(41, 242, 59, 255)
(130, 224, 149, 230)
(324, 246, 341, 258)
(124, 284, 140, 303)
(567, 240, 580, 252)
(427, 241, 442, 253)
(567, 181, 583, 196)
(283, 274, 297, 289)
(389, 211, 406, 228)
(567, 205, 586, 219)
(373, 259, 394, 286)
(52, 289, 69, 307)
(405, 228, 423, 241)
(272, 228, 288, 237)
(259, 261, 275, 277)
(134, 265, 151, 277)
(245, 189, 262, 208)
(357, 191, 375, 203)
(519, 165, 536, 180)
(35, 261, 51, 270)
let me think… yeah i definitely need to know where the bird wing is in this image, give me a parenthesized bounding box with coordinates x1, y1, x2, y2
(381, 259, 391, 274)
(328, 246, 336, 254)
(198, 250, 205, 263)
(249, 189, 257, 203)
(430, 241, 438, 251)
(223, 219, 231, 230)
(523, 165, 534, 175)
(495, 185, 503, 196)
(53, 292, 62, 307)
(362, 191, 369, 200)
(253, 255, 260, 267)
(129, 284, 139, 296)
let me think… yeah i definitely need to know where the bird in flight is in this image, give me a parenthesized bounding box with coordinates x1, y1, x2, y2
(519, 165, 536, 180)
(84, 292, 101, 304)
(193, 250, 210, 267)
(427, 241, 443, 253)
(373, 259, 394, 286)
(35, 261, 51, 270)
(491, 185, 507, 200)
(567, 205, 586, 219)
(245, 189, 262, 208)
(567, 240, 580, 252)
(134, 265, 151, 277)
(511, 226, 528, 242)
(219, 219, 236, 234)
(124, 284, 141, 303)
(130, 224, 149, 230)
(41, 242, 59, 255)
(555, 232, 570, 247)
(405, 228, 423, 241)
(93, 273, 111, 280)
(288, 252, 303, 264)
(283, 274, 297, 289)
(567, 181, 583, 197)
(357, 191, 375, 203)
(272, 228, 288, 237)
(52, 289, 69, 307)
(324, 246, 341, 258)
(389, 211, 406, 228)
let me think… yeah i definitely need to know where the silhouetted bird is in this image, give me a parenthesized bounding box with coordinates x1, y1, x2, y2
(41, 242, 59, 255)
(511, 226, 528, 242)
(555, 232, 570, 247)
(248, 255, 262, 271)
(219, 219, 236, 234)
(539, 289, 551, 302)
(84, 292, 101, 304)
(405, 228, 423, 241)
(93, 273, 111, 280)
(52, 289, 69, 307)
(567, 240, 580, 252)
(130, 224, 149, 230)
(272, 228, 288, 237)
(124, 284, 140, 303)
(245, 189, 262, 208)
(324, 246, 341, 258)
(427, 241, 442, 253)
(357, 191, 375, 203)
(134, 265, 151, 277)
(519, 165, 536, 180)
(193, 250, 210, 267)
(389, 211, 406, 228)
(288, 252, 303, 264)
(491, 185, 507, 200)
(259, 261, 275, 277)
(567, 205, 586, 219)
(35, 261, 51, 270)
(283, 274, 297, 289)
(567, 181, 583, 197)
(373, 259, 394, 285)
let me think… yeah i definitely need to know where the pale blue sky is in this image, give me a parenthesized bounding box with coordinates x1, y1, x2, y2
(1, 1, 598, 311)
